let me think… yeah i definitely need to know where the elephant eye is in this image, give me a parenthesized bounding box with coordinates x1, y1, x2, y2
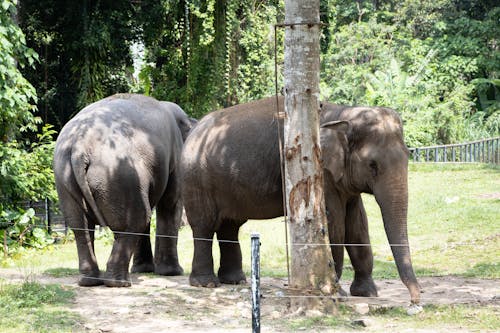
(369, 160, 378, 177)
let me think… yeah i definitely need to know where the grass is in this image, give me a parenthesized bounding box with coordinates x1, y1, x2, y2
(283, 303, 500, 332)
(278, 302, 500, 331)
(0, 163, 498, 332)
(0, 280, 80, 332)
(370, 304, 500, 331)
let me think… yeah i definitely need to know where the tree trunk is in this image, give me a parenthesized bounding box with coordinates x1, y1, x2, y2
(283, 0, 337, 312)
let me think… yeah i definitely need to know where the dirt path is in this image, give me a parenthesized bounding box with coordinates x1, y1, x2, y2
(1, 269, 499, 332)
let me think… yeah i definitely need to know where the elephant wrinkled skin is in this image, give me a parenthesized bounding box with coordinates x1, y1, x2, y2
(181, 96, 420, 304)
(54, 93, 195, 287)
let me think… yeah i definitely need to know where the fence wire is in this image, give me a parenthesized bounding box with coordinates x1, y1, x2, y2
(0, 220, 478, 304)
(1, 220, 480, 248)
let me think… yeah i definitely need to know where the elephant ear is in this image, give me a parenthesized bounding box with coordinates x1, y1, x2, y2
(320, 120, 350, 183)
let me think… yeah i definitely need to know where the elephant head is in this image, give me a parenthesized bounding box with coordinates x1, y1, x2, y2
(160, 101, 198, 141)
(320, 103, 420, 304)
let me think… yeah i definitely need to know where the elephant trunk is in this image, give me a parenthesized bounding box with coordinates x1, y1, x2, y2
(375, 178, 420, 304)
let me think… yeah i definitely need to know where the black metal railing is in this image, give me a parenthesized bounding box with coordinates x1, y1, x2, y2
(21, 199, 67, 233)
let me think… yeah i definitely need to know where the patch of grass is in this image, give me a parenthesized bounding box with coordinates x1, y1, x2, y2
(279, 303, 500, 332)
(371, 304, 500, 331)
(44, 267, 79, 278)
(285, 304, 354, 331)
(287, 315, 354, 331)
(0, 281, 81, 332)
(463, 262, 500, 279)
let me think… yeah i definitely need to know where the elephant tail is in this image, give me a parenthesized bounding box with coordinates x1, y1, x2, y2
(71, 151, 107, 228)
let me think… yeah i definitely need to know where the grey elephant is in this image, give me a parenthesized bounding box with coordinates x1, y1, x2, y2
(181, 96, 420, 304)
(54, 93, 195, 287)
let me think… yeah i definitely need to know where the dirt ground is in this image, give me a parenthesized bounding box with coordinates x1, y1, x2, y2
(1, 268, 499, 333)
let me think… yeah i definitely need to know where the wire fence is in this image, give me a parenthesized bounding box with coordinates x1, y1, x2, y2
(3, 137, 496, 237)
(0, 215, 485, 330)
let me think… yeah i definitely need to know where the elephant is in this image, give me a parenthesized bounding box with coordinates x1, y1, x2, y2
(54, 93, 195, 287)
(180, 96, 420, 304)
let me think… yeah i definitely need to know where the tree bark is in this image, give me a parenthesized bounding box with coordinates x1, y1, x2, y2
(283, 0, 337, 311)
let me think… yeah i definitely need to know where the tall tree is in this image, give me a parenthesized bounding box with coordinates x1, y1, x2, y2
(283, 0, 337, 310)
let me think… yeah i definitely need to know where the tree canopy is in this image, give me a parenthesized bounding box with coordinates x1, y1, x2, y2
(14, 0, 499, 146)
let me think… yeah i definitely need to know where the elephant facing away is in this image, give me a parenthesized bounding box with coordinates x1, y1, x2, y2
(181, 96, 420, 305)
(54, 93, 195, 287)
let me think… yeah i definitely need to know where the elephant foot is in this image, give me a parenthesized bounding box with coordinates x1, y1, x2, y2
(131, 262, 155, 273)
(218, 268, 246, 285)
(155, 263, 184, 276)
(189, 273, 220, 288)
(103, 271, 132, 287)
(78, 271, 104, 287)
(350, 276, 378, 297)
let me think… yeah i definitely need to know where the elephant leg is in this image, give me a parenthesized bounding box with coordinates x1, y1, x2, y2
(154, 175, 183, 276)
(345, 195, 378, 297)
(189, 226, 219, 287)
(324, 186, 347, 280)
(331, 215, 346, 282)
(217, 220, 246, 284)
(59, 188, 102, 286)
(104, 232, 139, 287)
(103, 190, 150, 287)
(131, 225, 154, 273)
(74, 225, 102, 286)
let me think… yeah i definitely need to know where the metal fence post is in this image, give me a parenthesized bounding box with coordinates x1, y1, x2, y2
(493, 139, 500, 164)
(486, 140, 491, 163)
(45, 198, 51, 233)
(251, 233, 261, 333)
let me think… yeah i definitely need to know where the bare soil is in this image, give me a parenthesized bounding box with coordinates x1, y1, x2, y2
(0, 268, 498, 332)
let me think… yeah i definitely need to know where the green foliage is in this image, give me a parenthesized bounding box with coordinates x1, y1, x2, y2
(323, 0, 500, 145)
(321, 17, 397, 105)
(18, 0, 137, 127)
(1, 1, 56, 255)
(15, 0, 499, 145)
(0, 0, 39, 141)
(0, 125, 58, 254)
(139, 0, 284, 118)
